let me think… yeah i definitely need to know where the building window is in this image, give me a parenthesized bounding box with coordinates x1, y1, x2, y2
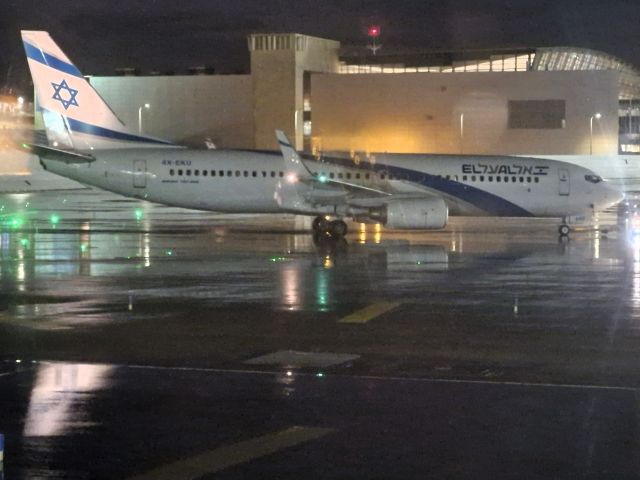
(508, 100, 566, 129)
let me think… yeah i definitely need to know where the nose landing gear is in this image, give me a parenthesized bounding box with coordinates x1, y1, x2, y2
(558, 224, 571, 236)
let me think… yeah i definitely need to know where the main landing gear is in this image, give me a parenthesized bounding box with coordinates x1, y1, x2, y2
(312, 216, 348, 239)
(558, 216, 571, 238)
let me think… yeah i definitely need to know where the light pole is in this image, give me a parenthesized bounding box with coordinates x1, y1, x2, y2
(138, 103, 150, 134)
(459, 113, 464, 154)
(589, 112, 601, 155)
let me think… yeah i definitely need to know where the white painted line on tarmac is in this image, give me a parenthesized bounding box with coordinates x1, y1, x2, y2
(119, 363, 639, 394)
(126, 426, 335, 480)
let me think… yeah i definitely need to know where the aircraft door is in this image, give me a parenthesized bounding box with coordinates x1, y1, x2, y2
(133, 159, 147, 188)
(558, 168, 569, 196)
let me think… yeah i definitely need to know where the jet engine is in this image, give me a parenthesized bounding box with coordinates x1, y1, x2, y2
(380, 198, 448, 230)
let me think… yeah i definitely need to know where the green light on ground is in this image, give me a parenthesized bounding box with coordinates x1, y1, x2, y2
(49, 214, 60, 225)
(5, 216, 24, 229)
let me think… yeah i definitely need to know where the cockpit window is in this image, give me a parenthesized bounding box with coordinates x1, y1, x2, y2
(585, 174, 602, 184)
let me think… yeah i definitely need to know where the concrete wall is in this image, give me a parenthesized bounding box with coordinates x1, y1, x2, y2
(250, 34, 339, 150)
(89, 75, 253, 148)
(310, 70, 620, 155)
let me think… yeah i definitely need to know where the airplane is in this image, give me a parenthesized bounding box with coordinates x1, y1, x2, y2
(20, 30, 623, 238)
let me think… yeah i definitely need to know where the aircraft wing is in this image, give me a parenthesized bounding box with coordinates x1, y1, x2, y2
(275, 130, 441, 214)
(23, 143, 95, 164)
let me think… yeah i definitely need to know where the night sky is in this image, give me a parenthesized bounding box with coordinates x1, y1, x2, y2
(2, 0, 640, 96)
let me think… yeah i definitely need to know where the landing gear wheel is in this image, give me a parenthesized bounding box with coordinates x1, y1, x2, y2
(312, 216, 330, 234)
(558, 224, 570, 236)
(329, 220, 348, 237)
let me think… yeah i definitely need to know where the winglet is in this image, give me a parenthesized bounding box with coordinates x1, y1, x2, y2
(276, 130, 313, 180)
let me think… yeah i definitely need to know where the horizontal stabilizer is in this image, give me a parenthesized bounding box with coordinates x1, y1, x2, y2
(23, 143, 95, 164)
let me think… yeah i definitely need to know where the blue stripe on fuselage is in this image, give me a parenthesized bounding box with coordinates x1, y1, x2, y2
(66, 117, 175, 145)
(23, 41, 84, 78)
(303, 153, 534, 217)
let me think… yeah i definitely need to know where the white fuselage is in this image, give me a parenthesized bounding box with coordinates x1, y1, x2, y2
(40, 148, 621, 219)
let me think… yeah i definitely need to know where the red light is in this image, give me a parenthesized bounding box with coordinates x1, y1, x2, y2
(368, 26, 380, 38)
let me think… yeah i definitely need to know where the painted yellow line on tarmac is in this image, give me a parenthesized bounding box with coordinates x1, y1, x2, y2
(339, 301, 401, 324)
(127, 426, 334, 480)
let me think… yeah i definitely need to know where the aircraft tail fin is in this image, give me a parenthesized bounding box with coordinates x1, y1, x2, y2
(21, 30, 175, 150)
(275, 130, 314, 180)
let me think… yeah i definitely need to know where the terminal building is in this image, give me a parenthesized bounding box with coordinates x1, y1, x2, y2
(70, 33, 640, 156)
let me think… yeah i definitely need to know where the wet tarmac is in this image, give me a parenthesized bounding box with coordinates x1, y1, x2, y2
(0, 189, 639, 479)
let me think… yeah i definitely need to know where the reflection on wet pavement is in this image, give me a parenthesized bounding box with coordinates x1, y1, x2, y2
(23, 363, 113, 437)
(0, 190, 639, 479)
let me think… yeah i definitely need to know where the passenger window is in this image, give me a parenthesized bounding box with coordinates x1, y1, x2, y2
(504, 177, 509, 183)
(252, 171, 257, 177)
(170, 169, 174, 176)
(519, 177, 524, 183)
(211, 170, 216, 177)
(235, 171, 241, 177)
(346, 173, 351, 180)
(496, 176, 501, 182)
(227, 170, 232, 177)
(463, 175, 468, 181)
(330, 172, 335, 179)
(203, 170, 207, 176)
(219, 170, 224, 177)
(194, 170, 199, 176)
(534, 177, 539, 183)
(262, 171, 267, 177)
(365, 173, 370, 180)
(271, 171, 276, 177)
(488, 176, 493, 182)
(355, 173, 361, 179)
(471, 175, 476, 182)
(479, 176, 484, 182)
(338, 173, 343, 179)
(279, 172, 284, 177)
(512, 176, 517, 182)
(244, 171, 249, 177)
(381, 174, 386, 180)
(187, 169, 192, 176)
(446, 175, 450, 180)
